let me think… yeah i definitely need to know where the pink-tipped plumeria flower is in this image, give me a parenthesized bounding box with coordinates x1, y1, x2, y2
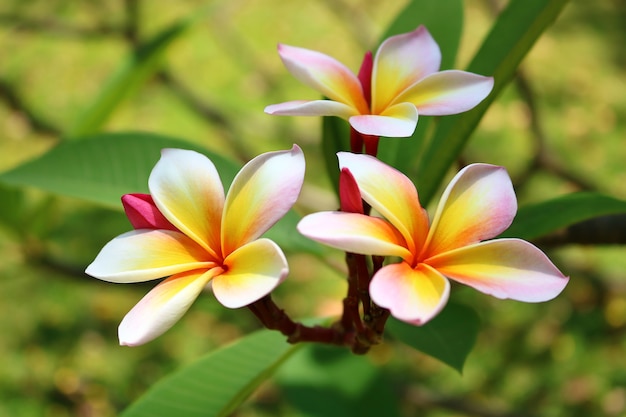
(265, 26, 494, 138)
(298, 153, 568, 325)
(86, 146, 305, 346)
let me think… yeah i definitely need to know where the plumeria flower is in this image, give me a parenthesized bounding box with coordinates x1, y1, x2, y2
(298, 153, 568, 324)
(265, 25, 494, 138)
(86, 146, 305, 346)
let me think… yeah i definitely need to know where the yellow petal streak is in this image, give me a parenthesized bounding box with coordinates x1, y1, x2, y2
(118, 268, 220, 346)
(222, 146, 304, 255)
(370, 262, 450, 325)
(85, 230, 216, 283)
(339, 152, 429, 254)
(149, 149, 225, 259)
(423, 164, 516, 259)
(212, 239, 288, 308)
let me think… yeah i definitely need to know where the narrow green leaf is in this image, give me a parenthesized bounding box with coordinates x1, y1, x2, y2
(415, 0, 570, 205)
(501, 192, 626, 240)
(120, 330, 300, 417)
(278, 344, 400, 417)
(386, 302, 480, 373)
(67, 17, 193, 138)
(321, 116, 350, 195)
(0, 132, 233, 209)
(0, 184, 24, 236)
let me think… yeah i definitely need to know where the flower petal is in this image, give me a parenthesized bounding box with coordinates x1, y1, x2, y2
(118, 268, 219, 346)
(370, 262, 450, 325)
(297, 212, 412, 259)
(277, 44, 369, 114)
(423, 163, 517, 258)
(121, 193, 177, 231)
(349, 102, 418, 137)
(221, 145, 305, 255)
(149, 149, 224, 258)
(428, 239, 569, 302)
(372, 26, 441, 114)
(85, 230, 216, 283)
(338, 152, 429, 255)
(264, 99, 357, 119)
(212, 239, 288, 308)
(395, 70, 494, 115)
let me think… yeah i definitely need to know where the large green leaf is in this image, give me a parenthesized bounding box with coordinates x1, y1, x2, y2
(501, 192, 626, 241)
(0, 132, 233, 209)
(67, 16, 194, 138)
(415, 0, 570, 205)
(120, 330, 300, 417)
(0, 132, 322, 255)
(277, 344, 400, 417)
(386, 302, 480, 373)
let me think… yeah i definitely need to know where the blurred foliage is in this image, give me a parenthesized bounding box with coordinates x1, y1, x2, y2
(1, 0, 626, 416)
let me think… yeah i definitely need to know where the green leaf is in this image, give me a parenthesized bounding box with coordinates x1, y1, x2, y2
(501, 192, 626, 240)
(321, 116, 350, 195)
(0, 131, 322, 255)
(67, 17, 194, 138)
(386, 302, 480, 373)
(0, 132, 234, 209)
(415, 0, 570, 205)
(277, 344, 400, 417)
(120, 330, 300, 417)
(0, 184, 24, 236)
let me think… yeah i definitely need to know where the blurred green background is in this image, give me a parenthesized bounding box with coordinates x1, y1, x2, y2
(1, 0, 625, 416)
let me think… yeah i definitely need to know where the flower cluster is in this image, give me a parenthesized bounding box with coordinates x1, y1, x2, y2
(86, 27, 568, 348)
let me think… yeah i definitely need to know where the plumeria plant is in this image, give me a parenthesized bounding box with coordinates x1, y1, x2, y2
(8, 0, 624, 415)
(84, 23, 567, 355)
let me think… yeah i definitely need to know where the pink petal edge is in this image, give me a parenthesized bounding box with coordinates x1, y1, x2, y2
(370, 262, 450, 325)
(428, 238, 569, 302)
(118, 269, 219, 346)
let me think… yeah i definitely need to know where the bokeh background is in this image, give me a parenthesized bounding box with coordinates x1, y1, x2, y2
(1, 0, 625, 416)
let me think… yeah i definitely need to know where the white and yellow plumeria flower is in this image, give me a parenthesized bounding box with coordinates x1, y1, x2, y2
(265, 26, 494, 137)
(298, 153, 569, 325)
(86, 146, 305, 346)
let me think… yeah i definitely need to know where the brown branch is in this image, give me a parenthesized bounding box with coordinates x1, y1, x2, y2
(248, 295, 344, 346)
